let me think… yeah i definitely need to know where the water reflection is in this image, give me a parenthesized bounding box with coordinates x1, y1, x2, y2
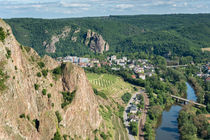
(155, 82, 196, 140)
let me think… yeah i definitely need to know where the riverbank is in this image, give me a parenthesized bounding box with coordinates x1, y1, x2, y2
(155, 82, 206, 140)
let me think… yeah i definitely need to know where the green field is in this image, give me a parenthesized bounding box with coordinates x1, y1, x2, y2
(86, 73, 135, 100)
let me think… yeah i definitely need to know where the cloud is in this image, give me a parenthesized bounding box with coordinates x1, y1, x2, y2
(60, 1, 90, 8)
(0, 0, 210, 18)
(116, 4, 134, 9)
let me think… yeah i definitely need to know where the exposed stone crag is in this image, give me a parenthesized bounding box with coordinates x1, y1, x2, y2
(0, 19, 101, 140)
(85, 29, 109, 53)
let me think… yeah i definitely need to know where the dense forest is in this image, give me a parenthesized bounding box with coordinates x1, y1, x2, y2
(5, 14, 210, 62)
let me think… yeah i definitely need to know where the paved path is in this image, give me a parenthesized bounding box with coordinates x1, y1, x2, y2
(123, 92, 139, 140)
(138, 90, 149, 140)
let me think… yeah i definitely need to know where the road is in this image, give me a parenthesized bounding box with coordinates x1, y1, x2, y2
(138, 90, 149, 140)
(123, 92, 139, 140)
(123, 89, 149, 140)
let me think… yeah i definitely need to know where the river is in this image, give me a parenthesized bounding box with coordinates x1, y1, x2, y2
(155, 82, 197, 140)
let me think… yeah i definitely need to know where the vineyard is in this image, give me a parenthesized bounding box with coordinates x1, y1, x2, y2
(86, 73, 135, 99)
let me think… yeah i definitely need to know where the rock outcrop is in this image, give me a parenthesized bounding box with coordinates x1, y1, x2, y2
(44, 27, 71, 53)
(0, 19, 101, 140)
(85, 29, 109, 53)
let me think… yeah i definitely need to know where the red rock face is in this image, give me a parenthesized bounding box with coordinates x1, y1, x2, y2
(0, 19, 101, 140)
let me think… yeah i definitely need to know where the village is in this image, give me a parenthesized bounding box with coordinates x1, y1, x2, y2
(57, 55, 155, 80)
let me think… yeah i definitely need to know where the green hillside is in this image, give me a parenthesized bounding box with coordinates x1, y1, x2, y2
(5, 14, 210, 61)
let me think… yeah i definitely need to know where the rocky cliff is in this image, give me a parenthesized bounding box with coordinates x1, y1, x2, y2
(85, 29, 109, 54)
(0, 19, 101, 140)
(42, 27, 109, 54)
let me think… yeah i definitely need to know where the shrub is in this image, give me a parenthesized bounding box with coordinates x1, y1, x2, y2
(41, 69, 48, 77)
(53, 66, 62, 75)
(50, 83, 53, 87)
(42, 89, 47, 95)
(37, 61, 45, 68)
(34, 84, 39, 90)
(6, 48, 11, 59)
(27, 115, 30, 120)
(0, 27, 5, 42)
(55, 111, 62, 123)
(47, 93, 51, 98)
(24, 46, 31, 52)
(19, 113, 25, 118)
(100, 132, 108, 140)
(52, 131, 62, 140)
(129, 122, 138, 136)
(93, 88, 107, 99)
(61, 90, 76, 108)
(0, 68, 7, 91)
(121, 92, 131, 103)
(36, 72, 41, 77)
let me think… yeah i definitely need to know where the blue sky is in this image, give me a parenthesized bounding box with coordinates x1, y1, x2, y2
(0, 0, 210, 18)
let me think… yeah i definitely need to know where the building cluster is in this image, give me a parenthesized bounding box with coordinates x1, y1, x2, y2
(107, 55, 155, 80)
(127, 94, 143, 122)
(57, 56, 99, 68)
(196, 63, 210, 82)
(57, 55, 155, 80)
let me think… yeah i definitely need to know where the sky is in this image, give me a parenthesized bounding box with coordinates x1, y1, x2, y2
(0, 0, 210, 18)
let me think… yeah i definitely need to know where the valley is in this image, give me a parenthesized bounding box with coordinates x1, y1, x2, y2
(0, 13, 210, 140)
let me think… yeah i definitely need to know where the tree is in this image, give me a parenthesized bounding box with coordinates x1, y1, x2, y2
(129, 122, 138, 136)
(121, 92, 131, 103)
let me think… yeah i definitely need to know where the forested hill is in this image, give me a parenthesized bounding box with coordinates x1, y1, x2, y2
(5, 14, 210, 62)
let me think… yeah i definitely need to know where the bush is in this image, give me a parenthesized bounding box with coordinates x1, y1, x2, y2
(52, 131, 62, 140)
(41, 69, 48, 77)
(47, 93, 51, 98)
(100, 132, 108, 140)
(36, 72, 41, 77)
(129, 122, 138, 136)
(93, 88, 107, 99)
(42, 89, 47, 95)
(34, 84, 39, 90)
(37, 61, 45, 68)
(55, 111, 62, 123)
(19, 113, 25, 118)
(53, 66, 62, 75)
(6, 48, 11, 59)
(61, 90, 76, 108)
(0, 27, 5, 42)
(121, 92, 131, 103)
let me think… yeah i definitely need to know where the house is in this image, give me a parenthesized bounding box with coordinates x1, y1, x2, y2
(128, 64, 135, 69)
(130, 105, 138, 114)
(111, 67, 120, 71)
(138, 73, 146, 80)
(134, 67, 144, 73)
(123, 57, 127, 61)
(131, 75, 136, 79)
(145, 72, 153, 77)
(111, 55, 117, 61)
(206, 77, 210, 82)
(129, 115, 138, 122)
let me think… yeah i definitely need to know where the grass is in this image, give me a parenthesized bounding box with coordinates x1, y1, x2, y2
(86, 73, 134, 100)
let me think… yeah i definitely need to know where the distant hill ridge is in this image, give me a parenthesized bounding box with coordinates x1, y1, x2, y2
(5, 14, 210, 60)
